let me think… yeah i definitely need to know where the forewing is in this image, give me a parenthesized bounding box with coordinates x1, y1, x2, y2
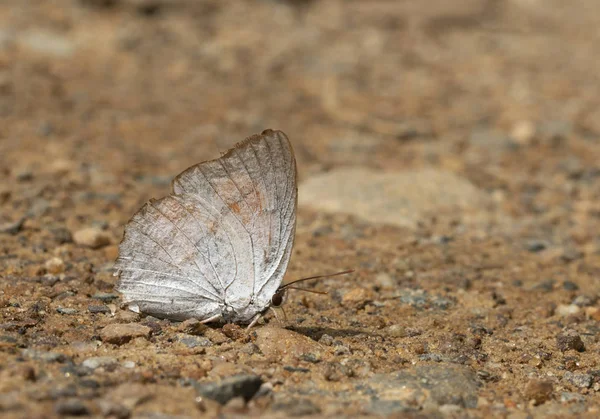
(171, 129, 297, 310)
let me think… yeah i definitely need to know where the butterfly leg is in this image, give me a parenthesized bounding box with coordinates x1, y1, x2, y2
(200, 313, 222, 324)
(246, 313, 262, 330)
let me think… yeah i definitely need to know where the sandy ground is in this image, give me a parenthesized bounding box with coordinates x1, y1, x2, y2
(2, 0, 600, 417)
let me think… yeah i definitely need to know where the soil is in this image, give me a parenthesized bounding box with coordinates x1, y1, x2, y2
(1, 0, 600, 417)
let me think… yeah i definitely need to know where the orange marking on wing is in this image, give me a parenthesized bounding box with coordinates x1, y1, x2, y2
(229, 202, 241, 214)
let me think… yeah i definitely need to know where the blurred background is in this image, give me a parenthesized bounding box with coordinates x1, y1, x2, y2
(1, 0, 599, 237)
(2, 1, 600, 416)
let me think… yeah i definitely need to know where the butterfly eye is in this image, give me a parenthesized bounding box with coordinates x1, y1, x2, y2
(271, 289, 286, 307)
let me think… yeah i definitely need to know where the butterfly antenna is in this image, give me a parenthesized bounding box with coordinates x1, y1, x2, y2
(279, 269, 355, 290)
(285, 286, 328, 295)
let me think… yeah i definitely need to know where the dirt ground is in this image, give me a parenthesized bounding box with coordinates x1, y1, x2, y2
(2, 0, 600, 417)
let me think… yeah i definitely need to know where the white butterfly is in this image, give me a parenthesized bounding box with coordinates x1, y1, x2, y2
(114, 129, 298, 328)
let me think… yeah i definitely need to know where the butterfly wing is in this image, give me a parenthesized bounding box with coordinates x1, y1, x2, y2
(171, 129, 297, 320)
(115, 129, 297, 323)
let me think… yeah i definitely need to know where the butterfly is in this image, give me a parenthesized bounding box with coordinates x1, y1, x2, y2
(114, 129, 351, 328)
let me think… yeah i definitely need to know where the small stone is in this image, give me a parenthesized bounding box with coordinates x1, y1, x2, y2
(222, 323, 245, 340)
(44, 257, 65, 274)
(572, 295, 597, 307)
(97, 400, 131, 419)
(54, 399, 89, 416)
(73, 227, 111, 249)
(557, 330, 585, 352)
(57, 307, 78, 315)
(563, 281, 579, 291)
(82, 356, 118, 370)
(100, 323, 152, 345)
(386, 324, 408, 338)
(526, 240, 547, 253)
(272, 398, 321, 416)
(176, 334, 212, 349)
(564, 372, 592, 389)
(524, 379, 553, 405)
(88, 305, 111, 314)
(556, 304, 580, 317)
(195, 375, 263, 405)
(92, 292, 119, 302)
(511, 120, 536, 145)
(0, 218, 25, 235)
(341, 288, 373, 309)
(22, 349, 67, 363)
(122, 361, 136, 369)
(176, 318, 208, 335)
(318, 334, 334, 346)
(254, 327, 323, 362)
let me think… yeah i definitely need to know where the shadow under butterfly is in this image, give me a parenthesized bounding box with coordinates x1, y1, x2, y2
(114, 129, 353, 328)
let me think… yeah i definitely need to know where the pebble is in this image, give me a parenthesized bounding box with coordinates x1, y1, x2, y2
(564, 372, 592, 389)
(176, 334, 212, 349)
(386, 324, 408, 338)
(176, 318, 208, 335)
(254, 327, 323, 362)
(57, 307, 78, 315)
(299, 168, 491, 229)
(572, 295, 597, 307)
(318, 334, 334, 346)
(45, 257, 65, 274)
(22, 349, 67, 363)
(556, 330, 585, 352)
(556, 304, 580, 317)
(88, 304, 111, 314)
(92, 292, 119, 302)
(272, 397, 321, 416)
(100, 323, 152, 345)
(0, 218, 24, 235)
(82, 356, 118, 370)
(341, 287, 373, 308)
(367, 364, 479, 409)
(563, 281, 579, 291)
(195, 375, 263, 405)
(523, 379, 553, 405)
(54, 399, 89, 416)
(73, 227, 111, 249)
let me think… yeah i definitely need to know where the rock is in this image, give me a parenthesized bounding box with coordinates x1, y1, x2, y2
(82, 356, 118, 370)
(572, 295, 597, 307)
(176, 318, 208, 335)
(318, 334, 334, 346)
(92, 292, 119, 302)
(524, 379, 553, 405)
(511, 120, 536, 145)
(367, 364, 480, 409)
(386, 324, 408, 338)
(341, 287, 373, 309)
(100, 323, 152, 345)
(195, 375, 263, 405)
(176, 334, 212, 349)
(298, 168, 492, 229)
(562, 281, 579, 291)
(272, 397, 321, 416)
(97, 400, 131, 419)
(254, 327, 323, 362)
(54, 399, 89, 416)
(525, 240, 547, 253)
(0, 218, 25, 235)
(556, 304, 580, 317)
(57, 307, 78, 315)
(19, 30, 75, 57)
(45, 257, 65, 274)
(88, 305, 111, 314)
(557, 330, 585, 352)
(22, 349, 67, 363)
(73, 227, 111, 249)
(564, 372, 592, 389)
